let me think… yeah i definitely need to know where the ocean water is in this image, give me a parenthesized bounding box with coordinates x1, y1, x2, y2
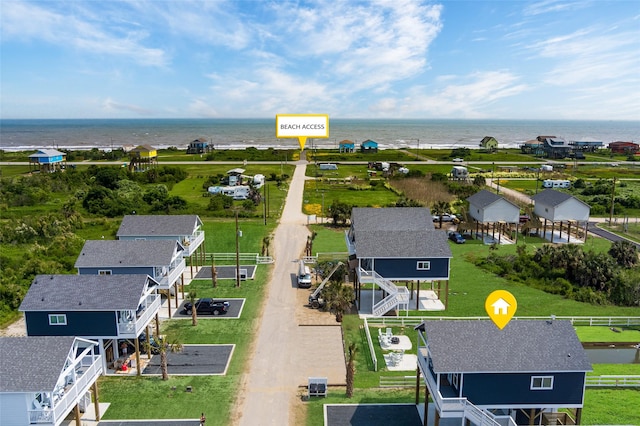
(0, 118, 638, 152)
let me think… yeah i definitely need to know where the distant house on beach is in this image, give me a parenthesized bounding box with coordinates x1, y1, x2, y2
(186, 138, 212, 154)
(339, 140, 355, 153)
(609, 141, 639, 155)
(479, 136, 498, 151)
(28, 149, 66, 173)
(360, 139, 378, 153)
(128, 144, 157, 172)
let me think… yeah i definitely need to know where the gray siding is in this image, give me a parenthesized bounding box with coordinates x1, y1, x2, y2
(0, 393, 29, 425)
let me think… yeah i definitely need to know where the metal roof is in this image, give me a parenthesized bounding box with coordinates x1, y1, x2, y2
(19, 274, 153, 312)
(417, 320, 592, 373)
(117, 215, 202, 237)
(74, 240, 182, 268)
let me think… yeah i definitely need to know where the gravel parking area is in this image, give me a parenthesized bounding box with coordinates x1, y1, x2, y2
(142, 344, 234, 376)
(174, 299, 245, 319)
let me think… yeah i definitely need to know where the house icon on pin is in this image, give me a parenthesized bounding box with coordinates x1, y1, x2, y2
(491, 298, 510, 315)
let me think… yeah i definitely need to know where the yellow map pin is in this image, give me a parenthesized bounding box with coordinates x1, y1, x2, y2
(275, 114, 329, 151)
(485, 290, 517, 330)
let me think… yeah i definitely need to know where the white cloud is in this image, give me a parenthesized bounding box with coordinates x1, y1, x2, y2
(1, 1, 168, 66)
(102, 98, 154, 115)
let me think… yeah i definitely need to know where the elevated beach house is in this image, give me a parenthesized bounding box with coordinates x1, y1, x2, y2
(75, 239, 185, 316)
(116, 214, 205, 275)
(608, 141, 639, 155)
(338, 140, 355, 153)
(467, 189, 520, 243)
(0, 336, 103, 426)
(346, 207, 452, 315)
(531, 189, 590, 243)
(128, 144, 157, 172)
(414, 320, 592, 426)
(28, 149, 66, 173)
(360, 139, 379, 153)
(19, 274, 161, 376)
(186, 138, 212, 154)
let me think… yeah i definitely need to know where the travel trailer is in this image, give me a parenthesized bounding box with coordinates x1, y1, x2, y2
(540, 164, 553, 172)
(542, 179, 571, 188)
(451, 166, 468, 179)
(297, 260, 312, 288)
(208, 185, 251, 200)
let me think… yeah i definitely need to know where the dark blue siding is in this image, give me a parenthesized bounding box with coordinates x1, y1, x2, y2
(77, 266, 155, 275)
(25, 311, 117, 337)
(462, 372, 586, 405)
(373, 258, 449, 279)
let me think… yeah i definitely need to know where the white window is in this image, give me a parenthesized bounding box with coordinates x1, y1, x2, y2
(417, 261, 431, 270)
(530, 376, 554, 390)
(48, 314, 67, 326)
(98, 270, 112, 275)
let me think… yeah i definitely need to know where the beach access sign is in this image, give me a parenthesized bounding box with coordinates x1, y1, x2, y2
(276, 114, 329, 150)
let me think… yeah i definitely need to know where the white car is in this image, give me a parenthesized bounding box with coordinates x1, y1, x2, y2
(452, 158, 464, 162)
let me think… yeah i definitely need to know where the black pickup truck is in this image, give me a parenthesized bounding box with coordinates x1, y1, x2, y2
(183, 298, 230, 315)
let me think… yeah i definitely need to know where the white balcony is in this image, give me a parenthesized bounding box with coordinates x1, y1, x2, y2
(118, 294, 161, 337)
(156, 258, 186, 289)
(182, 230, 204, 257)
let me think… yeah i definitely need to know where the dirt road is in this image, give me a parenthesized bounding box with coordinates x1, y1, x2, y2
(234, 160, 346, 426)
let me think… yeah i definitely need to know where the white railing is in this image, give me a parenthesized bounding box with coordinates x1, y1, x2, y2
(257, 255, 273, 264)
(344, 231, 356, 255)
(373, 294, 400, 317)
(362, 319, 378, 372)
(379, 375, 415, 388)
(205, 253, 273, 264)
(156, 258, 186, 288)
(118, 294, 161, 336)
(52, 355, 102, 423)
(182, 230, 205, 256)
(366, 316, 640, 327)
(586, 375, 640, 387)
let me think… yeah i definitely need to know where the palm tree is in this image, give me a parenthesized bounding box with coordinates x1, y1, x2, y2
(324, 282, 354, 322)
(432, 200, 450, 229)
(211, 260, 218, 289)
(608, 240, 639, 268)
(146, 335, 183, 381)
(346, 343, 357, 398)
(187, 291, 198, 326)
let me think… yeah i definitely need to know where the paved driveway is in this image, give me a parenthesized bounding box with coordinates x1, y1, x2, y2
(325, 404, 422, 426)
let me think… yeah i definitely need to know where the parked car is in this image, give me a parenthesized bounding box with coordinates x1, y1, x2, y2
(183, 298, 230, 315)
(448, 231, 465, 244)
(519, 214, 530, 223)
(452, 158, 465, 162)
(139, 332, 161, 354)
(433, 214, 460, 224)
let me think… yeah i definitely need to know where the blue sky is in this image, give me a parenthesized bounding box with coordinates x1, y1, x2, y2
(1, 0, 639, 120)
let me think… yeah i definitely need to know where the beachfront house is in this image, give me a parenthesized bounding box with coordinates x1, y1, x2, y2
(520, 139, 545, 157)
(186, 138, 212, 154)
(339, 140, 355, 153)
(360, 139, 378, 153)
(538, 136, 572, 159)
(466, 190, 520, 243)
(0, 336, 103, 426)
(569, 138, 603, 153)
(345, 207, 452, 315)
(116, 214, 205, 276)
(608, 141, 639, 155)
(531, 190, 590, 243)
(74, 239, 185, 317)
(19, 274, 161, 376)
(414, 319, 592, 426)
(479, 136, 499, 151)
(28, 149, 66, 173)
(128, 144, 157, 172)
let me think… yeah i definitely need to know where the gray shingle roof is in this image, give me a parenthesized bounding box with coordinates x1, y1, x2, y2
(531, 189, 586, 207)
(74, 240, 181, 268)
(19, 274, 152, 312)
(418, 320, 592, 373)
(0, 336, 77, 392)
(467, 189, 508, 209)
(356, 230, 452, 258)
(352, 207, 434, 232)
(117, 215, 201, 238)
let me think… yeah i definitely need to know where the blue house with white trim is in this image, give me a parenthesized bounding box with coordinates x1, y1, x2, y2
(414, 320, 591, 426)
(19, 274, 161, 376)
(0, 336, 103, 426)
(74, 239, 185, 316)
(339, 140, 355, 153)
(28, 149, 66, 173)
(360, 139, 378, 153)
(346, 208, 452, 316)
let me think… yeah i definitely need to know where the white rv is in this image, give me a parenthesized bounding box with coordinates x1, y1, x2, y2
(542, 179, 571, 188)
(297, 260, 312, 288)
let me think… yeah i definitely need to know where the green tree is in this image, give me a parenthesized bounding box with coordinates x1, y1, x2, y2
(147, 335, 183, 381)
(187, 291, 198, 326)
(608, 240, 639, 268)
(328, 200, 351, 226)
(323, 282, 353, 322)
(432, 201, 450, 229)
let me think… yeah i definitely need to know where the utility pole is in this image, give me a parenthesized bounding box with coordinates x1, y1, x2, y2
(535, 168, 540, 195)
(492, 163, 495, 193)
(609, 177, 616, 224)
(235, 210, 241, 288)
